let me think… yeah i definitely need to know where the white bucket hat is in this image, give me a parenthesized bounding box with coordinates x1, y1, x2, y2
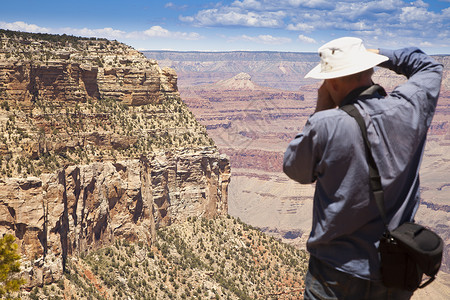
(305, 37, 389, 79)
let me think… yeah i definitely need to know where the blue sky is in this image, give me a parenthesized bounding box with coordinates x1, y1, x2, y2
(1, 0, 449, 53)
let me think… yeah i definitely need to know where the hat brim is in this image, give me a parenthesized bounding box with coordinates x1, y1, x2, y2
(305, 52, 389, 79)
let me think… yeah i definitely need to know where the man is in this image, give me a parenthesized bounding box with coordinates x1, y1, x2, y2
(283, 37, 443, 299)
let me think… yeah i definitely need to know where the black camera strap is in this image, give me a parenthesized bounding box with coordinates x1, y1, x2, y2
(340, 103, 389, 231)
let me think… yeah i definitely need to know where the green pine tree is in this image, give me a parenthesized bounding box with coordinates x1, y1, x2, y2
(0, 234, 25, 299)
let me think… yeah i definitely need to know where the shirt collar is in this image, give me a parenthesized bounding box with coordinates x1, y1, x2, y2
(339, 84, 387, 107)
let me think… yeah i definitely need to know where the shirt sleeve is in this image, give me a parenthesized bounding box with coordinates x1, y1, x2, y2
(283, 115, 325, 184)
(378, 48, 443, 127)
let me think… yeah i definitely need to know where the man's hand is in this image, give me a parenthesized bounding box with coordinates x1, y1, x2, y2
(367, 49, 380, 54)
(315, 81, 336, 112)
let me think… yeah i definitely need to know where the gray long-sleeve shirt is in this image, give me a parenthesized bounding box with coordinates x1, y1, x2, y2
(283, 48, 443, 280)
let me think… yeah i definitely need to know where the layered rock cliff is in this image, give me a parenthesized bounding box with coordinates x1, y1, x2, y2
(0, 31, 178, 107)
(0, 30, 230, 289)
(0, 148, 230, 287)
(0, 30, 215, 176)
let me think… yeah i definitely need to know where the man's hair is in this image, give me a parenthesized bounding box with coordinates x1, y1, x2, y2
(339, 68, 374, 83)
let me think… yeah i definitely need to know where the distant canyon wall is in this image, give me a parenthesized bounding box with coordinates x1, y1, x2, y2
(0, 147, 230, 288)
(144, 50, 319, 91)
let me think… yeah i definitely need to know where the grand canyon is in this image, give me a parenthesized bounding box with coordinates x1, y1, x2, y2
(0, 30, 311, 299)
(145, 50, 450, 299)
(0, 29, 448, 299)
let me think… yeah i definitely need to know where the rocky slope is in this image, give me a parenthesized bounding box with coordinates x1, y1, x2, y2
(21, 216, 309, 299)
(0, 29, 231, 292)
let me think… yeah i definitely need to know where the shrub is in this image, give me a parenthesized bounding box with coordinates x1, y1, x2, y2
(0, 234, 25, 298)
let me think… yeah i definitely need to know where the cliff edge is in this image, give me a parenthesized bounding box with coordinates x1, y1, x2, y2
(0, 30, 230, 288)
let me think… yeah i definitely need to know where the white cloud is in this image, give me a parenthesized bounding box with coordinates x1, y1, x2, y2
(443, 7, 450, 18)
(165, 2, 188, 10)
(0, 21, 202, 42)
(420, 41, 433, 47)
(0, 21, 51, 33)
(144, 26, 170, 37)
(412, 0, 429, 7)
(287, 22, 314, 32)
(0, 21, 126, 39)
(231, 34, 292, 44)
(296, 0, 335, 9)
(180, 7, 286, 27)
(176, 0, 449, 50)
(235, 0, 334, 10)
(298, 34, 317, 44)
(232, 0, 263, 10)
(338, 21, 370, 31)
(62, 27, 126, 39)
(179, 15, 195, 22)
(142, 26, 202, 40)
(400, 6, 436, 23)
(180, 0, 403, 30)
(332, 0, 402, 21)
